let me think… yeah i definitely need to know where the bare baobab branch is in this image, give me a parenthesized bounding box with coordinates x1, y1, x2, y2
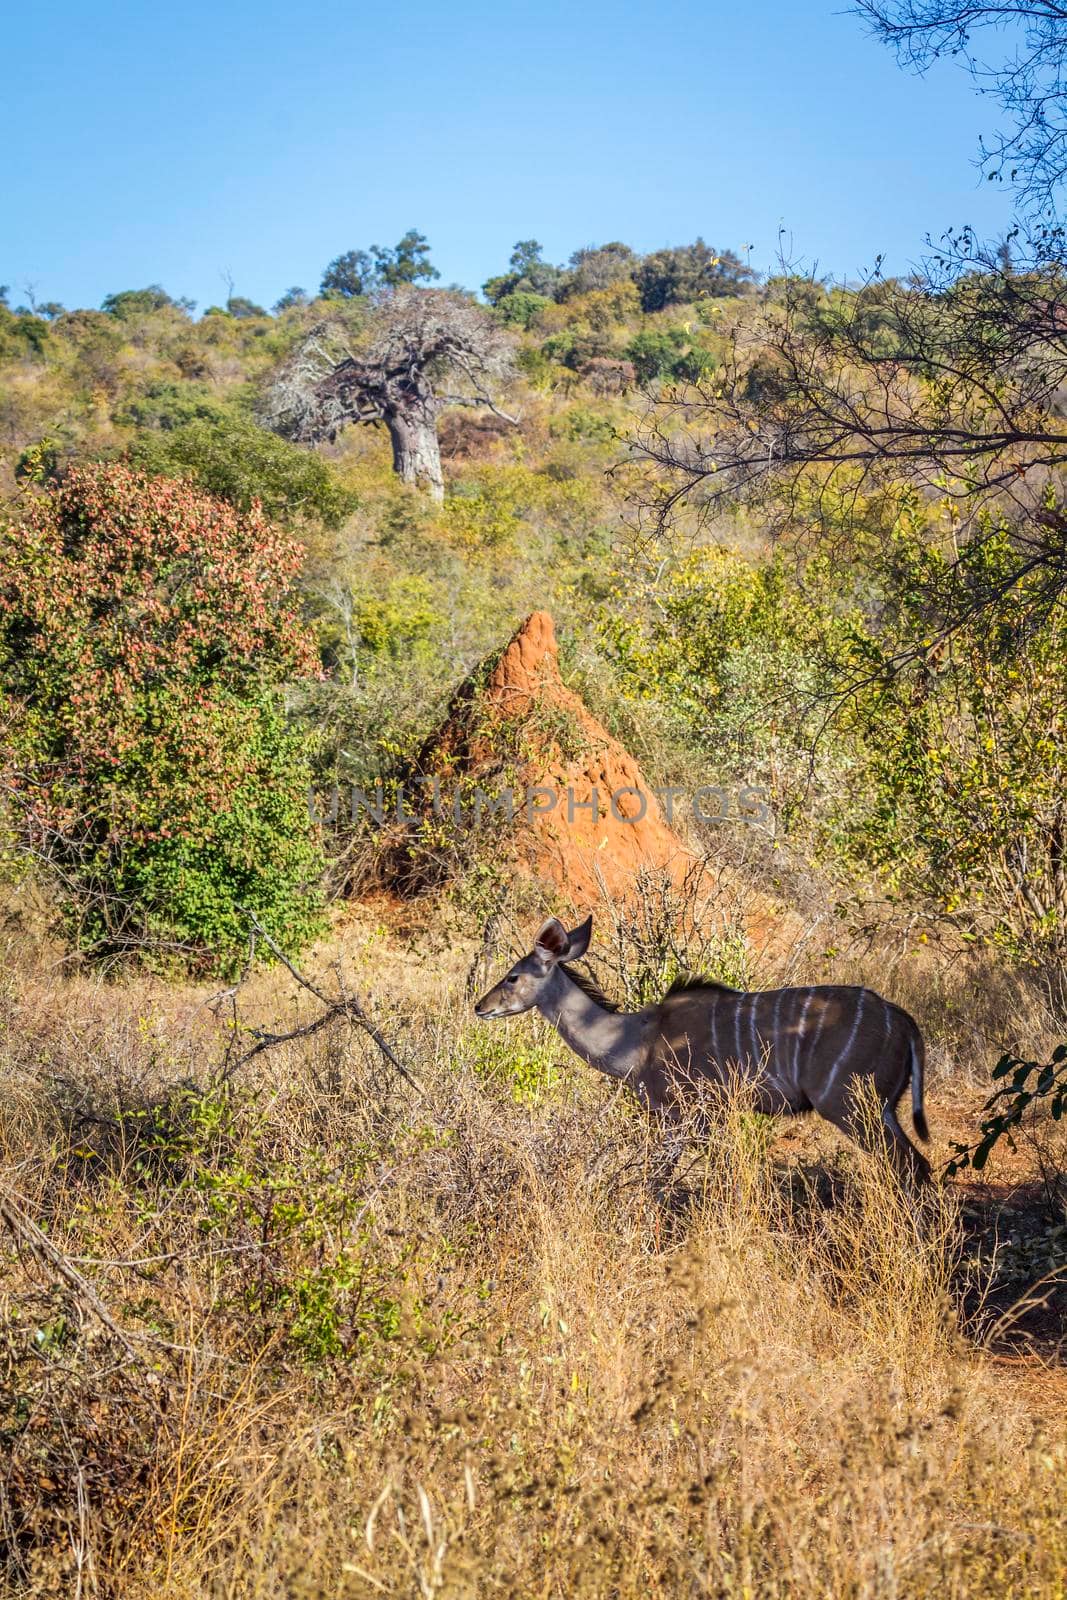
(262, 289, 517, 501)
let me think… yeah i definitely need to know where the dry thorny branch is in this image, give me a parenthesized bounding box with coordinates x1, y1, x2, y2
(211, 907, 425, 1097)
(0, 1189, 143, 1365)
(0, 909, 423, 1373)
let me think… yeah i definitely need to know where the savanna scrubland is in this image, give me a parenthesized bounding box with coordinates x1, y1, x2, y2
(1, 165, 1066, 1596)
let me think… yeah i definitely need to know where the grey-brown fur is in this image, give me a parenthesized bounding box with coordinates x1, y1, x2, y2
(475, 915, 931, 1183)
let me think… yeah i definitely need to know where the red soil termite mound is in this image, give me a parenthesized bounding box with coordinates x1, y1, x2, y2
(408, 610, 694, 907)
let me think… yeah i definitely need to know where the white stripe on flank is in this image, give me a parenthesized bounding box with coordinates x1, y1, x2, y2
(709, 1002, 719, 1070)
(792, 989, 814, 1080)
(749, 991, 762, 1072)
(826, 988, 867, 1085)
(769, 987, 784, 1076)
(734, 994, 744, 1069)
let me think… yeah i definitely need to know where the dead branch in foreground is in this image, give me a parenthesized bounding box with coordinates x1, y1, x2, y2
(212, 908, 426, 1098)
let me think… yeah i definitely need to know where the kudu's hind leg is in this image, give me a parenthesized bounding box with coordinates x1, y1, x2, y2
(815, 1083, 931, 1188)
(879, 1101, 932, 1186)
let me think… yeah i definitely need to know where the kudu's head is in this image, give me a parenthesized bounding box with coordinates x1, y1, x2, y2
(474, 916, 593, 1019)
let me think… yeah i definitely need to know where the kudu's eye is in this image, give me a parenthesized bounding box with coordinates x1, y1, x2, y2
(505, 974, 518, 985)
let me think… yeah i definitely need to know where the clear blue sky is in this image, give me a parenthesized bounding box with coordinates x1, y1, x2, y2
(3, 0, 1014, 313)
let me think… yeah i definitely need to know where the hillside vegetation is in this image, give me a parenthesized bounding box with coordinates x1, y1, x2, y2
(0, 232, 1065, 1596)
(4, 240, 1063, 978)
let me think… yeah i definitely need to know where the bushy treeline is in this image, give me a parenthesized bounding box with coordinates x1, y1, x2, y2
(1, 227, 754, 327)
(1, 228, 756, 482)
(482, 235, 755, 316)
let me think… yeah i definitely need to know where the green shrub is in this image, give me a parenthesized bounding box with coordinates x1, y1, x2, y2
(494, 291, 552, 329)
(462, 1027, 561, 1106)
(100, 285, 190, 319)
(550, 406, 616, 443)
(625, 328, 686, 384)
(597, 497, 1067, 968)
(0, 463, 325, 970)
(827, 513, 1067, 964)
(128, 409, 357, 529)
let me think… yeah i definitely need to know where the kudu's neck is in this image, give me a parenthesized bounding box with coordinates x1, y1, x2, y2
(535, 966, 646, 1081)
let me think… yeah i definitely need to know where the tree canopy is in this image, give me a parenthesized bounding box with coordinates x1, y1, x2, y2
(320, 230, 440, 299)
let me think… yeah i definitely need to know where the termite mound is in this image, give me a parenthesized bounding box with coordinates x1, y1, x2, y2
(399, 610, 694, 906)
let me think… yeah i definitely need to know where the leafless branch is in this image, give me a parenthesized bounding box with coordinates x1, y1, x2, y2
(212, 908, 426, 1098)
(854, 1, 1067, 215)
(0, 1188, 143, 1363)
(630, 235, 1067, 637)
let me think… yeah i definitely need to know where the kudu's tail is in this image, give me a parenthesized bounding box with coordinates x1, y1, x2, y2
(909, 1027, 929, 1143)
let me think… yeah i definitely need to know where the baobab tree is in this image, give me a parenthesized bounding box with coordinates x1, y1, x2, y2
(263, 289, 517, 501)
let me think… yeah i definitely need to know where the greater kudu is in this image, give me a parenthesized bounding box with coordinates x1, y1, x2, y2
(474, 915, 931, 1183)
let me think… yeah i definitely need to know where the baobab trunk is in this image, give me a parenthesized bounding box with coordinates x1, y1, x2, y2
(385, 405, 444, 502)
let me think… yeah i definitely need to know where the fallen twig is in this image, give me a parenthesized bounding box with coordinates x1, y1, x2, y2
(213, 909, 426, 1098)
(0, 1187, 142, 1363)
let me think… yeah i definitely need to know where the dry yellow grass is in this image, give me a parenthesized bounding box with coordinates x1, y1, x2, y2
(0, 918, 1064, 1599)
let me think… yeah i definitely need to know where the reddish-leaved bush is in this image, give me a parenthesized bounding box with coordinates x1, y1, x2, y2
(0, 463, 325, 968)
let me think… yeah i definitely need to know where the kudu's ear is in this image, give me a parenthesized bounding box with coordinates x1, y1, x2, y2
(564, 915, 592, 961)
(533, 917, 570, 961)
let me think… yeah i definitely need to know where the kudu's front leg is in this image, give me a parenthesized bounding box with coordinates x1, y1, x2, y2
(649, 1119, 692, 1245)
